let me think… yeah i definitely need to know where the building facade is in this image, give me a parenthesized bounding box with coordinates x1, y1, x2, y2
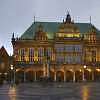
(12, 13, 100, 82)
(0, 46, 10, 82)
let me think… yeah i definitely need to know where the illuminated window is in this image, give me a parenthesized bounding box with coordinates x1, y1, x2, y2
(55, 44, 64, 52)
(57, 33, 80, 38)
(74, 45, 82, 52)
(38, 48, 44, 63)
(73, 55, 82, 64)
(34, 49, 38, 62)
(65, 56, 73, 64)
(29, 48, 34, 62)
(92, 51, 96, 62)
(38, 48, 43, 57)
(58, 33, 64, 37)
(18, 48, 25, 61)
(56, 55, 64, 63)
(65, 45, 82, 52)
(47, 47, 52, 56)
(65, 45, 73, 52)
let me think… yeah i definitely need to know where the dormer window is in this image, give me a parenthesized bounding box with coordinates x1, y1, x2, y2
(34, 24, 48, 40)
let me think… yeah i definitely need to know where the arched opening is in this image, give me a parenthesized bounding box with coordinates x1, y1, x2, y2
(26, 71, 34, 82)
(94, 70, 100, 81)
(66, 71, 73, 82)
(0, 73, 8, 83)
(75, 70, 82, 82)
(49, 71, 55, 81)
(16, 70, 24, 83)
(84, 69, 92, 81)
(56, 71, 64, 82)
(36, 71, 43, 81)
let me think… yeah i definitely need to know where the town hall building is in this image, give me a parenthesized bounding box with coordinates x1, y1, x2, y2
(11, 13, 100, 82)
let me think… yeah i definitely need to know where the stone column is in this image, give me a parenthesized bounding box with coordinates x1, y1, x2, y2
(73, 71, 76, 82)
(92, 70, 94, 81)
(47, 63, 50, 77)
(64, 71, 66, 82)
(82, 69, 85, 81)
(54, 72, 56, 82)
(34, 71, 37, 81)
(43, 64, 46, 77)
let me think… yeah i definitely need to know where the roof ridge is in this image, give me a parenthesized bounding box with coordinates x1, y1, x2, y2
(34, 21, 90, 24)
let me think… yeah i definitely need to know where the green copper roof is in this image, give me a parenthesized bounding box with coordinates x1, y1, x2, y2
(21, 22, 100, 39)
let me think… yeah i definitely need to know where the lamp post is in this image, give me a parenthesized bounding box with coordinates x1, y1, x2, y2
(10, 64, 15, 85)
(83, 65, 86, 81)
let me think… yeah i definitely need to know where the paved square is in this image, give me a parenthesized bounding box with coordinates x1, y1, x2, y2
(0, 82, 100, 100)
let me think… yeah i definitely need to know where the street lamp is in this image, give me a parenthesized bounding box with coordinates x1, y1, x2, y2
(83, 65, 87, 81)
(10, 65, 14, 70)
(4, 73, 7, 83)
(10, 65, 13, 84)
(10, 65, 15, 85)
(84, 65, 87, 69)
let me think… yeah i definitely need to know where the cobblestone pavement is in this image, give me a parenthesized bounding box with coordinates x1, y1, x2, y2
(0, 82, 100, 100)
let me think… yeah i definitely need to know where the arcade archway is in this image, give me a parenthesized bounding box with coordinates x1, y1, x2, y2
(56, 71, 64, 82)
(36, 70, 43, 81)
(66, 71, 73, 82)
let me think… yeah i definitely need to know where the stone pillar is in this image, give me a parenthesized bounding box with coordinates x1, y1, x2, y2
(73, 71, 76, 82)
(47, 63, 50, 77)
(54, 72, 56, 82)
(43, 64, 46, 77)
(34, 71, 37, 81)
(92, 70, 94, 81)
(82, 69, 85, 81)
(64, 71, 66, 82)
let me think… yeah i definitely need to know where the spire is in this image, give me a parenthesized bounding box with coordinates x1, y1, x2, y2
(90, 16, 91, 25)
(12, 32, 15, 45)
(65, 11, 71, 23)
(63, 19, 64, 23)
(12, 32, 15, 39)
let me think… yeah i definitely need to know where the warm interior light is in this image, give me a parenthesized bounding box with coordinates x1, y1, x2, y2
(87, 68, 91, 72)
(79, 69, 82, 72)
(57, 33, 80, 38)
(70, 69, 73, 72)
(96, 69, 100, 72)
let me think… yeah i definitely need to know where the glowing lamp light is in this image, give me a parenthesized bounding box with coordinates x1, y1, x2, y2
(84, 65, 87, 69)
(79, 69, 82, 72)
(10, 65, 14, 70)
(4, 73, 7, 75)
